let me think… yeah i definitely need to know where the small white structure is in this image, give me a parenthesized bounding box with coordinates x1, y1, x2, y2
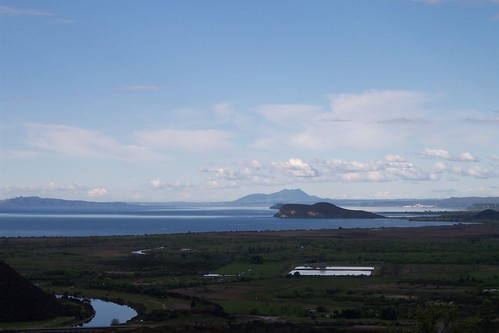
(289, 266, 375, 276)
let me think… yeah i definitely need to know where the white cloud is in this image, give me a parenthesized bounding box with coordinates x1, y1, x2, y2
(150, 178, 192, 190)
(450, 165, 499, 178)
(315, 155, 435, 182)
(421, 148, 479, 162)
(150, 178, 164, 189)
(194, 152, 498, 193)
(458, 152, 479, 162)
(87, 188, 108, 198)
(134, 128, 235, 153)
(421, 148, 453, 160)
(47, 182, 88, 192)
(26, 124, 154, 161)
(270, 158, 319, 177)
(249, 160, 262, 169)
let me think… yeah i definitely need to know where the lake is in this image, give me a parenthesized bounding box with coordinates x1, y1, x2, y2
(0, 206, 464, 237)
(83, 299, 137, 327)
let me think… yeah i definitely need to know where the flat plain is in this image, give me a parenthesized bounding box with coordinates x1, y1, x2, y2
(1, 223, 499, 332)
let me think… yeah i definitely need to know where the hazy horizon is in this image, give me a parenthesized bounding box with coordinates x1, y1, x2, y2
(1, 1, 498, 202)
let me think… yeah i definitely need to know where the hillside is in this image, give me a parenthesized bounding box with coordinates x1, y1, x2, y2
(274, 202, 383, 219)
(0, 260, 64, 322)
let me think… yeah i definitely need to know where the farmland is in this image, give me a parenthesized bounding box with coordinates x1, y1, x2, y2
(1, 223, 499, 332)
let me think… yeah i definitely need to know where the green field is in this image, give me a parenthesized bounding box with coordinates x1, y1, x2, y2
(1, 224, 499, 332)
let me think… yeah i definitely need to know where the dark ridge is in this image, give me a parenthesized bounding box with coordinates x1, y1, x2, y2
(474, 209, 499, 220)
(0, 260, 63, 322)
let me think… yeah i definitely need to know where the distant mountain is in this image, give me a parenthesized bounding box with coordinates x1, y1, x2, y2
(0, 196, 135, 213)
(274, 202, 383, 219)
(0, 260, 63, 322)
(233, 190, 499, 210)
(233, 189, 329, 205)
(437, 197, 499, 209)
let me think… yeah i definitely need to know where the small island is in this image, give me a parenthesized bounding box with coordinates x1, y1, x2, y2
(274, 202, 383, 219)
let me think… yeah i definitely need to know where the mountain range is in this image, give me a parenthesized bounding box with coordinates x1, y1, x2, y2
(0, 196, 134, 213)
(233, 189, 499, 209)
(1, 189, 499, 211)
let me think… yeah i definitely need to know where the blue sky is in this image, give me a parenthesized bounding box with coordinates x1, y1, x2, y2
(1, 0, 498, 202)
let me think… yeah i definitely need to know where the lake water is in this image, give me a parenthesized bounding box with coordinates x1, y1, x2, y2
(0, 206, 464, 237)
(83, 299, 137, 327)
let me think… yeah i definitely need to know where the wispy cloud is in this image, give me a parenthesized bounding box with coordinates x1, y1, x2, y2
(419, 0, 499, 4)
(256, 104, 323, 127)
(315, 155, 436, 182)
(0, 5, 75, 25)
(134, 128, 235, 153)
(120, 85, 167, 92)
(256, 90, 434, 151)
(1, 182, 109, 199)
(0, 6, 54, 16)
(50, 18, 76, 25)
(198, 160, 273, 189)
(26, 124, 154, 161)
(419, 0, 442, 4)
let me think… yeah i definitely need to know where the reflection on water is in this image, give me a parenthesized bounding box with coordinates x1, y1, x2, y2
(289, 266, 375, 276)
(0, 207, 465, 237)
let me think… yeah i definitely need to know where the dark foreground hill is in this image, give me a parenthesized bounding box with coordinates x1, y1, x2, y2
(274, 202, 383, 219)
(0, 260, 64, 322)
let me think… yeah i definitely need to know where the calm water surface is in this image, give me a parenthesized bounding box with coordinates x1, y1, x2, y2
(0, 207, 463, 237)
(83, 299, 137, 327)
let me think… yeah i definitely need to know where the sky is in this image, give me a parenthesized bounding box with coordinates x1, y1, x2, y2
(1, 0, 498, 202)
